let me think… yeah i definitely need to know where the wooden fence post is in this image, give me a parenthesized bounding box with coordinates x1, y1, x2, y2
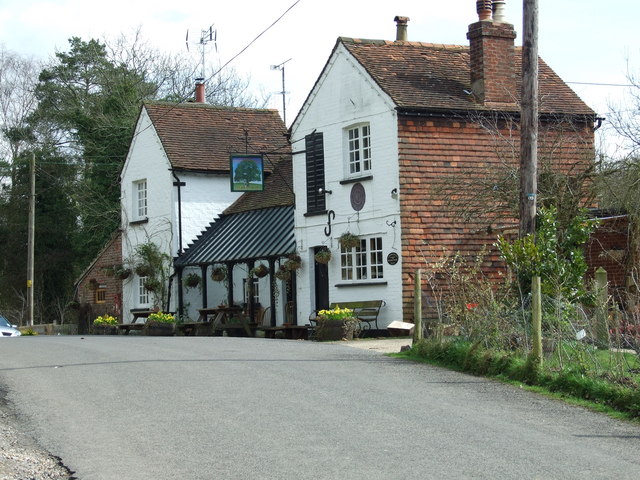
(531, 276, 543, 366)
(413, 269, 423, 344)
(595, 267, 609, 348)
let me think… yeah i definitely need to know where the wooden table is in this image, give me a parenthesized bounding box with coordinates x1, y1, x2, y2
(197, 306, 253, 337)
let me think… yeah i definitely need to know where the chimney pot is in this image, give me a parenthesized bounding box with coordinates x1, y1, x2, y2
(492, 1, 507, 23)
(195, 78, 205, 103)
(476, 0, 493, 21)
(394, 16, 410, 42)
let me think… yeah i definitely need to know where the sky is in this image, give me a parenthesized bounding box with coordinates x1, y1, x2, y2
(1, 0, 638, 154)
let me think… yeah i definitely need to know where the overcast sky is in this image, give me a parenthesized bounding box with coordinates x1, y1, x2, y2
(1, 0, 638, 152)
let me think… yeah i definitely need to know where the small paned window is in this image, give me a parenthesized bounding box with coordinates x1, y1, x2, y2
(138, 276, 150, 305)
(340, 236, 384, 281)
(94, 287, 107, 304)
(134, 180, 147, 219)
(347, 124, 371, 175)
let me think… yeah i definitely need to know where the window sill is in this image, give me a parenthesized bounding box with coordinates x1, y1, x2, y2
(335, 280, 387, 288)
(129, 218, 149, 226)
(340, 175, 373, 185)
(304, 210, 328, 217)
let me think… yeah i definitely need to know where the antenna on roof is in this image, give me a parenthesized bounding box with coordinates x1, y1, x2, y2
(270, 58, 292, 126)
(186, 24, 218, 80)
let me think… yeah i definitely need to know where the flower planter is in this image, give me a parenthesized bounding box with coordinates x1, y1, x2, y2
(93, 324, 118, 335)
(144, 322, 175, 336)
(315, 317, 357, 341)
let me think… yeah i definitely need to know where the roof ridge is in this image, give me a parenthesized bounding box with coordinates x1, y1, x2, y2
(340, 36, 467, 51)
(143, 100, 280, 114)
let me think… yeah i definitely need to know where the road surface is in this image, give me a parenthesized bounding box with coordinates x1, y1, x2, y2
(1, 336, 639, 479)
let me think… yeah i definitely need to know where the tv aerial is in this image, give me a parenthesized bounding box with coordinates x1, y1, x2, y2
(186, 25, 217, 80)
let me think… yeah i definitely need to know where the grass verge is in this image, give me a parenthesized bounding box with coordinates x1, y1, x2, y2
(394, 338, 640, 422)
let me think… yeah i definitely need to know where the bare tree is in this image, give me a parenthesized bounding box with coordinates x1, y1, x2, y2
(0, 46, 41, 180)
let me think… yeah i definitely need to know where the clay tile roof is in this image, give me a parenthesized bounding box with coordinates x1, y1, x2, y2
(143, 102, 289, 173)
(340, 37, 594, 116)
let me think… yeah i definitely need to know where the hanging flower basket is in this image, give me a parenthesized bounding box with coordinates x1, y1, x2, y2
(275, 267, 291, 281)
(183, 273, 202, 288)
(143, 278, 161, 292)
(211, 266, 227, 282)
(115, 266, 131, 280)
(314, 248, 332, 264)
(283, 253, 301, 271)
(135, 263, 154, 277)
(252, 264, 269, 278)
(339, 232, 360, 250)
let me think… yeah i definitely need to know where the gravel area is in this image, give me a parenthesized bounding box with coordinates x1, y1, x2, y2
(0, 406, 73, 480)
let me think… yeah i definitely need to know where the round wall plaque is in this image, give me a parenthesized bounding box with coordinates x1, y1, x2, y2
(387, 252, 399, 265)
(350, 183, 366, 211)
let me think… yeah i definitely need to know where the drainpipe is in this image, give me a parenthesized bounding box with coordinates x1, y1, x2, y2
(171, 170, 186, 256)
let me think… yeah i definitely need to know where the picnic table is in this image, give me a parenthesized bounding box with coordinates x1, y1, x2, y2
(197, 306, 254, 337)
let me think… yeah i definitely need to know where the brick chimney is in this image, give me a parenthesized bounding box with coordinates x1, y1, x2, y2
(195, 78, 205, 103)
(467, 0, 517, 105)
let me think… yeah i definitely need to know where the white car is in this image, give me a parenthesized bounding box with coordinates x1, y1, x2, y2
(0, 316, 21, 337)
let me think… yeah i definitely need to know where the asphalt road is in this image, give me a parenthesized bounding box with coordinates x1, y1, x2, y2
(1, 336, 639, 480)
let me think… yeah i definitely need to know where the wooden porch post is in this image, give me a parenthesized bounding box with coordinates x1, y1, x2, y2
(200, 264, 208, 309)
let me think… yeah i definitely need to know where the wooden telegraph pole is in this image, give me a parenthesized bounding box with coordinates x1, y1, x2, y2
(27, 152, 35, 327)
(520, 0, 539, 238)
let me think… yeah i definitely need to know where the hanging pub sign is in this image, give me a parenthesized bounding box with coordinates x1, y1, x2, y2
(229, 154, 265, 192)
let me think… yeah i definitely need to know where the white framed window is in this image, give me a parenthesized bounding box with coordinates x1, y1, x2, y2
(138, 276, 150, 305)
(133, 180, 147, 219)
(346, 124, 371, 175)
(340, 236, 384, 281)
(243, 277, 260, 305)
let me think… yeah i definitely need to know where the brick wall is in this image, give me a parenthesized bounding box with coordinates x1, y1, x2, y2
(398, 114, 594, 321)
(585, 216, 630, 289)
(76, 232, 123, 323)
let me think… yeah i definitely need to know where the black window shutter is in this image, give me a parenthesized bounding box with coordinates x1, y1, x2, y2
(305, 132, 326, 213)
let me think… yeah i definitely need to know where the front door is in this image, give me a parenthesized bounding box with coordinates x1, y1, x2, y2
(314, 247, 330, 310)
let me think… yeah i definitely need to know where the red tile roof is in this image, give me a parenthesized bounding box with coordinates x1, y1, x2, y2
(339, 38, 594, 116)
(143, 102, 289, 173)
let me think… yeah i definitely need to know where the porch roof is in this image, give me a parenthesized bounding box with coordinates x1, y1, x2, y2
(174, 205, 295, 267)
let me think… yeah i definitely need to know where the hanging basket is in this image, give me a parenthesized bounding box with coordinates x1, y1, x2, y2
(283, 253, 301, 271)
(135, 264, 154, 277)
(339, 232, 360, 250)
(253, 264, 269, 278)
(275, 267, 291, 281)
(184, 273, 202, 288)
(211, 266, 227, 282)
(314, 249, 332, 264)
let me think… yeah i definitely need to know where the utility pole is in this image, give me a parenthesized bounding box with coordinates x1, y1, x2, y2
(520, 0, 539, 238)
(271, 58, 291, 125)
(27, 152, 35, 326)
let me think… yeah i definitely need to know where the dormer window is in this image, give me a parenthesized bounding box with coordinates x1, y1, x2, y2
(346, 124, 371, 175)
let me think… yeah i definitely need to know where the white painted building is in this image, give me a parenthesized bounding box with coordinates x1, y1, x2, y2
(290, 39, 404, 329)
(120, 101, 288, 321)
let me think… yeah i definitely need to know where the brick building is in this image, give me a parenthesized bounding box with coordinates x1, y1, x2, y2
(289, 2, 596, 326)
(75, 231, 124, 332)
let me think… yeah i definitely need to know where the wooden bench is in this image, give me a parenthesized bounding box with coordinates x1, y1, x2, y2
(311, 301, 386, 331)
